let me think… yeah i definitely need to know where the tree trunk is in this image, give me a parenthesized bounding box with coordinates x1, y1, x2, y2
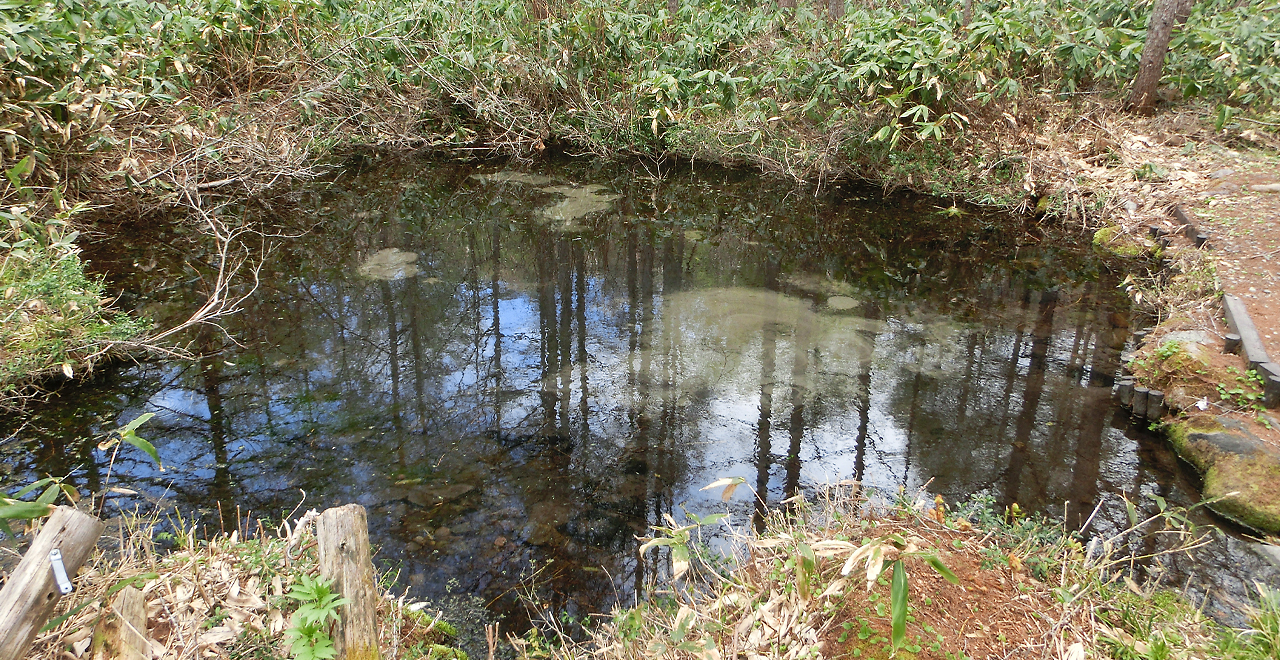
(828, 0, 845, 20)
(779, 0, 796, 13)
(962, 0, 973, 25)
(1129, 0, 1192, 115)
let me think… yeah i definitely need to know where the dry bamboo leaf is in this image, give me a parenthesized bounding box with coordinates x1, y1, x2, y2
(226, 592, 265, 610)
(267, 609, 285, 635)
(864, 545, 884, 589)
(672, 556, 690, 581)
(706, 593, 745, 613)
(839, 542, 877, 576)
(196, 627, 235, 647)
(810, 540, 855, 557)
(818, 578, 846, 599)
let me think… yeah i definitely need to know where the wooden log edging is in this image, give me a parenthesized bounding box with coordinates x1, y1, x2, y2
(0, 506, 104, 660)
(1172, 204, 1211, 250)
(1169, 205, 1280, 407)
(1222, 294, 1272, 373)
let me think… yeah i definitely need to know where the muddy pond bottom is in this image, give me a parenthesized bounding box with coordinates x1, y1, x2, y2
(3, 160, 1277, 630)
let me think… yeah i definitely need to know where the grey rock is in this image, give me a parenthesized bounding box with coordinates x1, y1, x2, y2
(406, 483, 475, 507)
(1187, 430, 1262, 457)
(1162, 330, 1214, 346)
(1210, 168, 1236, 179)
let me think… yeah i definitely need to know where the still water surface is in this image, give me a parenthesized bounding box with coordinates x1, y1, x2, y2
(3, 160, 1277, 625)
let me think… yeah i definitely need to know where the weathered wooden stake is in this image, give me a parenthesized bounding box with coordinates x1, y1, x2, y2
(0, 506, 104, 660)
(317, 504, 380, 660)
(1117, 378, 1135, 406)
(1132, 387, 1150, 419)
(91, 585, 149, 660)
(1224, 333, 1242, 355)
(1147, 390, 1166, 420)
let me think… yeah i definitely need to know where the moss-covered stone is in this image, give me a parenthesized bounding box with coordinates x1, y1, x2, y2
(1092, 225, 1147, 257)
(1165, 417, 1280, 533)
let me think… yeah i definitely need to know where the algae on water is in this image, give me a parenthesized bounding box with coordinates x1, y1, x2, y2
(469, 172, 621, 230)
(538, 184, 620, 228)
(470, 171, 557, 186)
(358, 248, 420, 281)
(826, 296, 859, 311)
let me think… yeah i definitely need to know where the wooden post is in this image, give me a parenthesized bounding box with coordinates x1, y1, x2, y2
(0, 506, 104, 660)
(91, 585, 149, 660)
(317, 505, 380, 660)
(1132, 387, 1150, 419)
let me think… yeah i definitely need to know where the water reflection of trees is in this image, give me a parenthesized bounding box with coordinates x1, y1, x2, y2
(5, 162, 1173, 622)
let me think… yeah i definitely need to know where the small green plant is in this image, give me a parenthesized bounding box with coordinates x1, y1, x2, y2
(1153, 341, 1182, 361)
(1134, 162, 1169, 181)
(1216, 369, 1266, 411)
(846, 539, 959, 656)
(638, 477, 740, 581)
(0, 177, 150, 396)
(97, 413, 163, 468)
(283, 574, 349, 660)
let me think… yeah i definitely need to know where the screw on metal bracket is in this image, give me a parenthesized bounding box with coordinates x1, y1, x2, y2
(49, 549, 73, 595)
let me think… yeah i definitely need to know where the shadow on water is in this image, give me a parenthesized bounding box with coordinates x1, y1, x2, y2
(2, 158, 1277, 628)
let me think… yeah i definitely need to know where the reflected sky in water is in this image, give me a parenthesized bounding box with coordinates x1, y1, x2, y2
(2, 160, 1276, 624)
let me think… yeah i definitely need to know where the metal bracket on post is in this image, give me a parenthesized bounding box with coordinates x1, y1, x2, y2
(49, 549, 73, 595)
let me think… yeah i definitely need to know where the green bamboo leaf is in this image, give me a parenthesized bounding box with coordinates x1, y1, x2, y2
(121, 431, 163, 470)
(638, 536, 676, 555)
(0, 501, 55, 520)
(59, 483, 80, 503)
(36, 483, 61, 505)
(890, 559, 907, 653)
(14, 477, 55, 499)
(118, 412, 154, 436)
(922, 553, 960, 584)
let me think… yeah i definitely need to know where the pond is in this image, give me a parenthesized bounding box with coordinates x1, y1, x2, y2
(2, 159, 1277, 631)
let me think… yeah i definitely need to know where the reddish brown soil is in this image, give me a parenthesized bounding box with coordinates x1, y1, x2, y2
(819, 529, 1062, 660)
